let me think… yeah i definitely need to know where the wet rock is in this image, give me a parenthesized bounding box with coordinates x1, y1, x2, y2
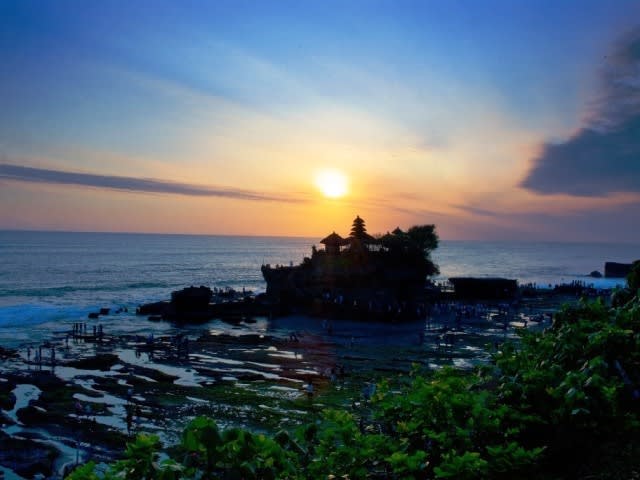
(171, 286, 212, 311)
(0, 430, 59, 479)
(0, 410, 15, 428)
(65, 353, 119, 371)
(137, 301, 170, 316)
(0, 346, 18, 360)
(605, 261, 634, 278)
(0, 379, 17, 411)
(88, 312, 100, 319)
(589, 270, 603, 278)
(0, 392, 16, 412)
(16, 405, 50, 425)
(449, 277, 518, 299)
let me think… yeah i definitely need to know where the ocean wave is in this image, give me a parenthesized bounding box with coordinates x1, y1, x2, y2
(0, 304, 87, 328)
(0, 282, 169, 298)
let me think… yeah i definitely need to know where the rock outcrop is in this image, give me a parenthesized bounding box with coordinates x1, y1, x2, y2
(605, 262, 634, 278)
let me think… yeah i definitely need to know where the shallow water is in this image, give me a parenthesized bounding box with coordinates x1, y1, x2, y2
(5, 384, 42, 424)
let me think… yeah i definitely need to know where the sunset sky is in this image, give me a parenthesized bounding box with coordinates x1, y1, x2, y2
(1, 1, 640, 241)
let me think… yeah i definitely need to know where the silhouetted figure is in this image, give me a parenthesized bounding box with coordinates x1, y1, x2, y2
(126, 405, 133, 435)
(305, 380, 314, 399)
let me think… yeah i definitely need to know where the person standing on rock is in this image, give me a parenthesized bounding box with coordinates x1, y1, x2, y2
(305, 379, 314, 399)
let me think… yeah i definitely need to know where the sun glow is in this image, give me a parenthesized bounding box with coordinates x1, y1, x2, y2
(315, 169, 348, 198)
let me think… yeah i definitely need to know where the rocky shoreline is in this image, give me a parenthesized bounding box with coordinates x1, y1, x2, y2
(0, 288, 608, 478)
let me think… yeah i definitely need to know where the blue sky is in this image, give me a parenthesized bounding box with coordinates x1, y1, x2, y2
(1, 1, 640, 240)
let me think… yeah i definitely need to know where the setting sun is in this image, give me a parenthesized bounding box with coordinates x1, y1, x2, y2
(315, 169, 348, 198)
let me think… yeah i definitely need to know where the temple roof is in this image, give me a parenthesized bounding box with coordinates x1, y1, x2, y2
(320, 231, 349, 245)
(349, 232, 378, 244)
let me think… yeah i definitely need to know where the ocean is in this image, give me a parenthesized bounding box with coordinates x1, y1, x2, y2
(0, 230, 636, 346)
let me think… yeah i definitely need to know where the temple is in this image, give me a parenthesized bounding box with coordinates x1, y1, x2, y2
(261, 216, 439, 321)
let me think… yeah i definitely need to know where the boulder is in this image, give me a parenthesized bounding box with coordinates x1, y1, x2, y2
(170, 285, 213, 311)
(589, 270, 603, 278)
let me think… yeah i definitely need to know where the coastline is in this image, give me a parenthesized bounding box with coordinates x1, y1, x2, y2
(1, 290, 584, 478)
(0, 232, 635, 477)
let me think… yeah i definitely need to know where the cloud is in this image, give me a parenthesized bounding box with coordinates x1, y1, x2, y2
(450, 204, 500, 218)
(521, 28, 640, 196)
(0, 163, 306, 203)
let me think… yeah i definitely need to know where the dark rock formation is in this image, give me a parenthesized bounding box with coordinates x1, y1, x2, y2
(65, 353, 119, 371)
(137, 286, 267, 323)
(605, 262, 634, 278)
(261, 217, 439, 320)
(449, 277, 518, 299)
(589, 270, 603, 278)
(0, 430, 59, 479)
(0, 346, 18, 360)
(139, 218, 440, 323)
(170, 286, 212, 312)
(136, 301, 170, 316)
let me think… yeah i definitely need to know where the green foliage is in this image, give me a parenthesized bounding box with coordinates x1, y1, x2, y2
(179, 417, 298, 479)
(300, 409, 389, 479)
(433, 451, 488, 479)
(627, 259, 640, 293)
(406, 224, 439, 253)
(64, 462, 101, 480)
(379, 224, 440, 276)
(494, 297, 640, 475)
(372, 367, 543, 479)
(67, 292, 640, 480)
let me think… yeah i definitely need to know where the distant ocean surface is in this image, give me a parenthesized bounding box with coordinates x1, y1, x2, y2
(0, 230, 637, 346)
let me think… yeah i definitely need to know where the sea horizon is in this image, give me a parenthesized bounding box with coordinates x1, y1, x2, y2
(2, 228, 639, 247)
(1, 230, 636, 345)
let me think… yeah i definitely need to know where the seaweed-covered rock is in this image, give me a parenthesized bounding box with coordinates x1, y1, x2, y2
(0, 391, 16, 412)
(0, 345, 18, 360)
(0, 430, 59, 479)
(65, 353, 119, 371)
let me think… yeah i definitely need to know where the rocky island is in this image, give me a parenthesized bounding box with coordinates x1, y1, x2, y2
(262, 216, 440, 321)
(136, 216, 441, 323)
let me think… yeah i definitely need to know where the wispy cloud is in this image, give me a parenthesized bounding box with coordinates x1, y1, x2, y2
(0, 163, 307, 203)
(450, 204, 500, 218)
(521, 28, 640, 197)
